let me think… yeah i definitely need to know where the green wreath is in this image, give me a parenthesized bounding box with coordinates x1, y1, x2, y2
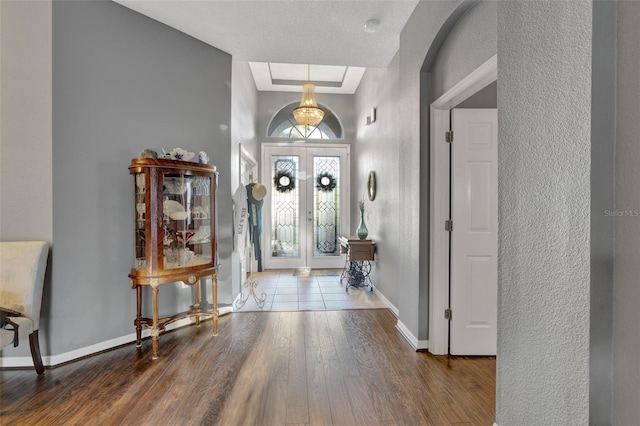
(316, 172, 337, 192)
(274, 170, 296, 193)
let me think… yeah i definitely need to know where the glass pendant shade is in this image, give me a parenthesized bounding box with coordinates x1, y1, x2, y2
(293, 82, 325, 126)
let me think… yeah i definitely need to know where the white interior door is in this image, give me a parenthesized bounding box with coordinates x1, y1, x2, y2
(262, 144, 349, 270)
(450, 108, 498, 356)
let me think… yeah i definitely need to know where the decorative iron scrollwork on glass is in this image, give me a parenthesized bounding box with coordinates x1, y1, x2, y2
(271, 157, 300, 258)
(313, 157, 340, 255)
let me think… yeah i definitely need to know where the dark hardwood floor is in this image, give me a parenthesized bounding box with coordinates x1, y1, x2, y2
(1, 309, 495, 425)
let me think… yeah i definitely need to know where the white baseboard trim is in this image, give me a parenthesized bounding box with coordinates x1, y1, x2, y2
(396, 319, 429, 351)
(373, 287, 399, 317)
(1, 308, 235, 369)
(372, 288, 429, 351)
(219, 305, 234, 316)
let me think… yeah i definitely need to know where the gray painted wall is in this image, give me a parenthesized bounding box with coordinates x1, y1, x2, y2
(353, 53, 401, 310)
(613, 1, 640, 424)
(353, 0, 467, 340)
(0, 0, 232, 359)
(0, 0, 53, 361)
(454, 81, 497, 109)
(590, 1, 616, 423)
(0, 0, 53, 243)
(396, 0, 461, 343)
(497, 2, 592, 424)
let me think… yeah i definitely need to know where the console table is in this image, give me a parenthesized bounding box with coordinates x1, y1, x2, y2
(339, 236, 375, 292)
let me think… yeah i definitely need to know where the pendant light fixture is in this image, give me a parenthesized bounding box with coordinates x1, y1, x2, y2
(293, 64, 325, 126)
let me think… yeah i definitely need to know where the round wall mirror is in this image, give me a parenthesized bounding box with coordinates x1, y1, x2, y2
(367, 171, 377, 201)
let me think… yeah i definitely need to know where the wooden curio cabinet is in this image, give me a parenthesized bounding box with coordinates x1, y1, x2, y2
(128, 158, 218, 359)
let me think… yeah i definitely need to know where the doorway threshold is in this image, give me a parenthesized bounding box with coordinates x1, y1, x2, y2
(293, 267, 311, 277)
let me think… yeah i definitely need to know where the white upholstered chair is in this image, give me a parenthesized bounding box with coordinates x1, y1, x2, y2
(0, 241, 49, 374)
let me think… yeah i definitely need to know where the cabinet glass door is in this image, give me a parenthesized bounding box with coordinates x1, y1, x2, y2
(162, 174, 212, 270)
(134, 173, 147, 270)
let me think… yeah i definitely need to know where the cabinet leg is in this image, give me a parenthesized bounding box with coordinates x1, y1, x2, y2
(151, 282, 159, 360)
(211, 273, 218, 337)
(152, 334, 159, 360)
(194, 280, 201, 328)
(135, 285, 142, 347)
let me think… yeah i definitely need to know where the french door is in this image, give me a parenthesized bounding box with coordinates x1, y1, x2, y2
(262, 144, 350, 270)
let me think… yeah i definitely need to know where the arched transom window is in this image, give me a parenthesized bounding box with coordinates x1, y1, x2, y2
(267, 102, 343, 140)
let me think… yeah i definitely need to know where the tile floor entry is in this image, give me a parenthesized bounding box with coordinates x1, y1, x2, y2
(233, 269, 387, 312)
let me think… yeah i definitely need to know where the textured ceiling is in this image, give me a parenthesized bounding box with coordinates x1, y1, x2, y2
(114, 0, 419, 67)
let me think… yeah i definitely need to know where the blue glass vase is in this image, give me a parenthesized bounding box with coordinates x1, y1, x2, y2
(357, 210, 368, 239)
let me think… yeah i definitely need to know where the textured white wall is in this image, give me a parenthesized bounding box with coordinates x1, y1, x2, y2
(613, 1, 640, 423)
(430, 0, 497, 101)
(497, 2, 592, 424)
(0, 0, 53, 242)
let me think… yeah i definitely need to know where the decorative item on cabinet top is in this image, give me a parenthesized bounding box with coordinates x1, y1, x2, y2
(161, 147, 195, 162)
(139, 147, 209, 164)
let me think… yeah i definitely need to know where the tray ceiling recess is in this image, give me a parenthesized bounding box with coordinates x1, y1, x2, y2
(249, 62, 366, 94)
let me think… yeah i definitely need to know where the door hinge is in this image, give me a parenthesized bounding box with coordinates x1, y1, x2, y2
(445, 220, 453, 232)
(444, 308, 452, 320)
(445, 130, 453, 143)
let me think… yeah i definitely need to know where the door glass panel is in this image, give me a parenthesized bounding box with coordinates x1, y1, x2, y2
(313, 156, 340, 257)
(270, 155, 300, 258)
